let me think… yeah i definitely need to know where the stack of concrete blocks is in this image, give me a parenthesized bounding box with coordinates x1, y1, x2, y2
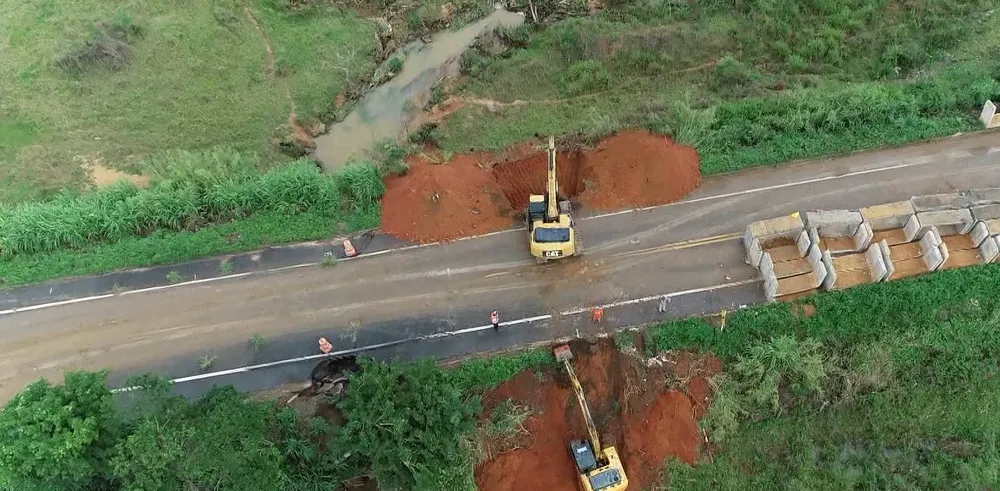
(907, 191, 996, 269)
(820, 240, 893, 291)
(886, 228, 950, 280)
(804, 210, 872, 254)
(744, 214, 827, 302)
(859, 200, 915, 246)
(970, 199, 1000, 265)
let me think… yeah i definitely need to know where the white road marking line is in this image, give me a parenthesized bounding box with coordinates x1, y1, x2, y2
(118, 273, 254, 295)
(5, 151, 981, 314)
(0, 294, 115, 316)
(559, 278, 761, 315)
(111, 280, 761, 391)
(112, 314, 554, 391)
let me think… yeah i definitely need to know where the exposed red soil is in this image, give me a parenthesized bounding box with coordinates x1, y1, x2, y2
(380, 153, 516, 242)
(578, 130, 701, 211)
(475, 340, 722, 491)
(380, 130, 701, 243)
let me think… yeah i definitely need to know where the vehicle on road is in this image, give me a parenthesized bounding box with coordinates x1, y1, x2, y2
(528, 137, 579, 263)
(554, 344, 628, 491)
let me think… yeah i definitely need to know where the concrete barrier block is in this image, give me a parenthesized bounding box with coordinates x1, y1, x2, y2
(971, 204, 1000, 222)
(920, 229, 946, 271)
(854, 221, 873, 250)
(878, 240, 894, 281)
(759, 250, 774, 278)
(969, 188, 1000, 206)
(804, 210, 863, 235)
(745, 236, 763, 267)
(763, 267, 778, 301)
(796, 230, 812, 256)
(865, 244, 888, 282)
(970, 221, 991, 248)
(747, 214, 804, 240)
(806, 245, 827, 288)
(979, 236, 999, 263)
(908, 209, 975, 239)
(903, 214, 923, 242)
(821, 249, 837, 290)
(911, 192, 973, 212)
(860, 201, 915, 231)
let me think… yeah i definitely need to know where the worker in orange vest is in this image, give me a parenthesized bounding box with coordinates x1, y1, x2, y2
(318, 337, 333, 354)
(491, 310, 500, 331)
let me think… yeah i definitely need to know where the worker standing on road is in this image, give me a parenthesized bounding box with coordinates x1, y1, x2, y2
(491, 310, 500, 331)
(658, 295, 668, 313)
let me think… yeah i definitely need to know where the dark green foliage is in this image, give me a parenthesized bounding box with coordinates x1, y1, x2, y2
(654, 264, 1000, 489)
(0, 371, 119, 491)
(337, 358, 480, 490)
(113, 387, 286, 491)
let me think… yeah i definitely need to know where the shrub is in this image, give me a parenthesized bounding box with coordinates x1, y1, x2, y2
(337, 358, 480, 490)
(55, 12, 145, 73)
(559, 59, 611, 96)
(0, 371, 119, 490)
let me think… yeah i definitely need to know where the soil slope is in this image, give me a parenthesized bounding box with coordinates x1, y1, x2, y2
(475, 340, 721, 491)
(380, 130, 701, 243)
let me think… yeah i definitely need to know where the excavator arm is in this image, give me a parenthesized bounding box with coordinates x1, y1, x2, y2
(546, 136, 559, 222)
(563, 360, 603, 457)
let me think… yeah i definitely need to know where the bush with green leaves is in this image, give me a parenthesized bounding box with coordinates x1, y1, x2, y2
(337, 358, 480, 490)
(0, 371, 119, 491)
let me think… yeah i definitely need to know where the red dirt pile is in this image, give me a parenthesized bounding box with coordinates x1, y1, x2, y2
(578, 130, 701, 211)
(380, 130, 701, 243)
(380, 153, 515, 243)
(475, 340, 722, 491)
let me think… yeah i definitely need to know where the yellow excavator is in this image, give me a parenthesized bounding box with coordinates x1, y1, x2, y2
(554, 344, 629, 491)
(527, 137, 578, 263)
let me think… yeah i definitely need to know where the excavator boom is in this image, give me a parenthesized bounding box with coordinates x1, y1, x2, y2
(564, 361, 602, 453)
(546, 136, 559, 221)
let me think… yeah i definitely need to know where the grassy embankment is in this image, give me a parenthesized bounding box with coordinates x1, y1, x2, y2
(3, 261, 998, 489)
(4, 0, 1000, 287)
(652, 263, 1000, 489)
(435, 0, 1000, 174)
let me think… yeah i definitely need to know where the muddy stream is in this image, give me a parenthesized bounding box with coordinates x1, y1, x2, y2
(313, 8, 524, 171)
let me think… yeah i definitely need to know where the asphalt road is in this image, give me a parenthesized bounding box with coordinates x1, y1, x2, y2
(2, 132, 999, 400)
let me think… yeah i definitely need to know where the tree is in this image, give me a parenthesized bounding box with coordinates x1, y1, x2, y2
(337, 358, 479, 491)
(0, 371, 120, 490)
(112, 386, 287, 491)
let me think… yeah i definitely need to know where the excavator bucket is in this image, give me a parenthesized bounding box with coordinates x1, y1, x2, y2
(553, 344, 573, 362)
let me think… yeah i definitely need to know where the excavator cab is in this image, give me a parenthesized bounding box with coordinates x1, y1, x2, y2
(528, 137, 578, 263)
(554, 344, 629, 491)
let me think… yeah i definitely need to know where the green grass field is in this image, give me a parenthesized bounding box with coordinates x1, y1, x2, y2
(0, 0, 378, 204)
(433, 0, 1000, 174)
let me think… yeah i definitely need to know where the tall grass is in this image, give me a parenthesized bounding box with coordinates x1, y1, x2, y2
(0, 153, 383, 258)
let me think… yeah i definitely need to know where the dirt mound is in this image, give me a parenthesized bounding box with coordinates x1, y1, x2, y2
(380, 153, 515, 243)
(475, 340, 722, 491)
(578, 130, 701, 211)
(379, 130, 700, 243)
